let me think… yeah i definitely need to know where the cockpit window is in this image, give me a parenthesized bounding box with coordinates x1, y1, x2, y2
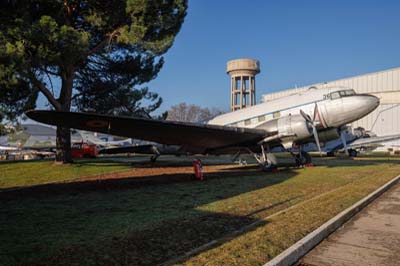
(328, 89, 356, 99)
(330, 92, 340, 99)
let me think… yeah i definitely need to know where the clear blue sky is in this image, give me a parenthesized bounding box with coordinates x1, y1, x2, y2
(35, 0, 400, 115)
(145, 0, 400, 113)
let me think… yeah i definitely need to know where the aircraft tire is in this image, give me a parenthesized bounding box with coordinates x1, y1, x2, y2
(295, 151, 312, 165)
(261, 163, 277, 172)
(349, 149, 358, 157)
(326, 151, 335, 157)
(261, 153, 278, 172)
(266, 153, 278, 166)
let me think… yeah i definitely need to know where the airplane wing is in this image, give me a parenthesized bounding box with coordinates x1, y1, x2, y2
(26, 110, 271, 153)
(347, 134, 400, 149)
(0, 145, 18, 151)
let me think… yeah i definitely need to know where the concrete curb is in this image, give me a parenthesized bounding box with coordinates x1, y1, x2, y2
(264, 174, 400, 266)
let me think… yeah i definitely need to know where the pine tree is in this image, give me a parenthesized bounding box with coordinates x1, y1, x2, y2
(0, 0, 187, 162)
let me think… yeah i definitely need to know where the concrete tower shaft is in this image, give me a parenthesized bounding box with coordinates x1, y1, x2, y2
(227, 58, 260, 111)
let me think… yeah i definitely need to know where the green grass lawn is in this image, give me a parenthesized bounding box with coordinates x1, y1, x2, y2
(0, 159, 133, 189)
(0, 156, 399, 266)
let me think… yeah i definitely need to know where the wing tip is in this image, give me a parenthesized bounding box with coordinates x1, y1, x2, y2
(25, 109, 40, 120)
(25, 109, 54, 124)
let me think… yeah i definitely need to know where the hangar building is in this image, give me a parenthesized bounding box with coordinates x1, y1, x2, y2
(261, 67, 400, 151)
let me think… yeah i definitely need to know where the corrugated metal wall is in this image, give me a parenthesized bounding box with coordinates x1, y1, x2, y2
(261, 67, 400, 150)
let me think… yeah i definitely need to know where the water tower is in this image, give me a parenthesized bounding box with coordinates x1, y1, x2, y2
(227, 58, 260, 111)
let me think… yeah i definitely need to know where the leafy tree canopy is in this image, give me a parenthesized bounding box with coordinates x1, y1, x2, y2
(0, 0, 187, 116)
(0, 0, 187, 161)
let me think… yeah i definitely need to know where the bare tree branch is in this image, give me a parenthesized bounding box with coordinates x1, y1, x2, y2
(42, 66, 58, 76)
(29, 72, 61, 110)
(87, 27, 122, 55)
(43, 68, 55, 96)
(167, 103, 224, 123)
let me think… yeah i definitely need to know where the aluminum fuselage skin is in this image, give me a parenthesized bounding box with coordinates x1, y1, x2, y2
(208, 87, 379, 143)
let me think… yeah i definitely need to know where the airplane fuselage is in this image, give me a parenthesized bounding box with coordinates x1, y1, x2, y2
(208, 87, 379, 147)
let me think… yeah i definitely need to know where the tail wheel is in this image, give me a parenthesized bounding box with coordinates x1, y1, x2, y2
(348, 149, 358, 157)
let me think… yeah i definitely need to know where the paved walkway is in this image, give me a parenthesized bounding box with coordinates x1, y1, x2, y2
(300, 183, 400, 266)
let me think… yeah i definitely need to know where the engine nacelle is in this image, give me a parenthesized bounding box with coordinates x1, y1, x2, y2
(257, 114, 312, 140)
(317, 128, 340, 142)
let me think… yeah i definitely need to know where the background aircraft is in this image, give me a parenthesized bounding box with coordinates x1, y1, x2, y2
(0, 126, 93, 159)
(98, 142, 183, 162)
(77, 130, 133, 148)
(27, 86, 379, 170)
(323, 127, 400, 157)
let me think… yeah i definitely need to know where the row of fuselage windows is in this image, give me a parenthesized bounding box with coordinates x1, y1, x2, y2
(230, 111, 281, 127)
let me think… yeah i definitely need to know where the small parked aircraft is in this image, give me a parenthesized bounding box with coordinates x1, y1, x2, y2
(323, 127, 400, 157)
(26, 86, 380, 170)
(77, 130, 133, 148)
(0, 145, 19, 151)
(0, 136, 20, 151)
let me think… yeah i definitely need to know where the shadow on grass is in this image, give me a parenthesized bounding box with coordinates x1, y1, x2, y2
(2, 156, 399, 266)
(0, 165, 297, 266)
(36, 213, 266, 266)
(2, 155, 399, 195)
(0, 164, 279, 197)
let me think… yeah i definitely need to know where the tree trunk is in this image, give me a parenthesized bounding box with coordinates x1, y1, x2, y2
(54, 67, 74, 163)
(56, 126, 72, 163)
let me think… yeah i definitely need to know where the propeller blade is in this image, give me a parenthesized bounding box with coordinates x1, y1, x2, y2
(301, 107, 322, 156)
(313, 103, 318, 122)
(312, 125, 322, 156)
(300, 109, 311, 122)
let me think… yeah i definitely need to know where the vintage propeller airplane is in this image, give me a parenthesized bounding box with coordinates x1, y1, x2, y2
(26, 86, 379, 170)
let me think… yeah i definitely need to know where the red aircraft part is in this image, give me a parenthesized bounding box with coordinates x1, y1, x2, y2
(71, 143, 98, 158)
(193, 159, 203, 180)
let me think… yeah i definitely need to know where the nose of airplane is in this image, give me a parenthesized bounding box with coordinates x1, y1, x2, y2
(322, 94, 380, 128)
(360, 94, 380, 113)
(346, 94, 380, 121)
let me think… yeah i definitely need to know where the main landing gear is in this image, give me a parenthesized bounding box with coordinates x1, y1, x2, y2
(251, 145, 314, 172)
(252, 145, 278, 172)
(290, 147, 313, 167)
(326, 149, 358, 158)
(348, 149, 358, 157)
(150, 154, 159, 163)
